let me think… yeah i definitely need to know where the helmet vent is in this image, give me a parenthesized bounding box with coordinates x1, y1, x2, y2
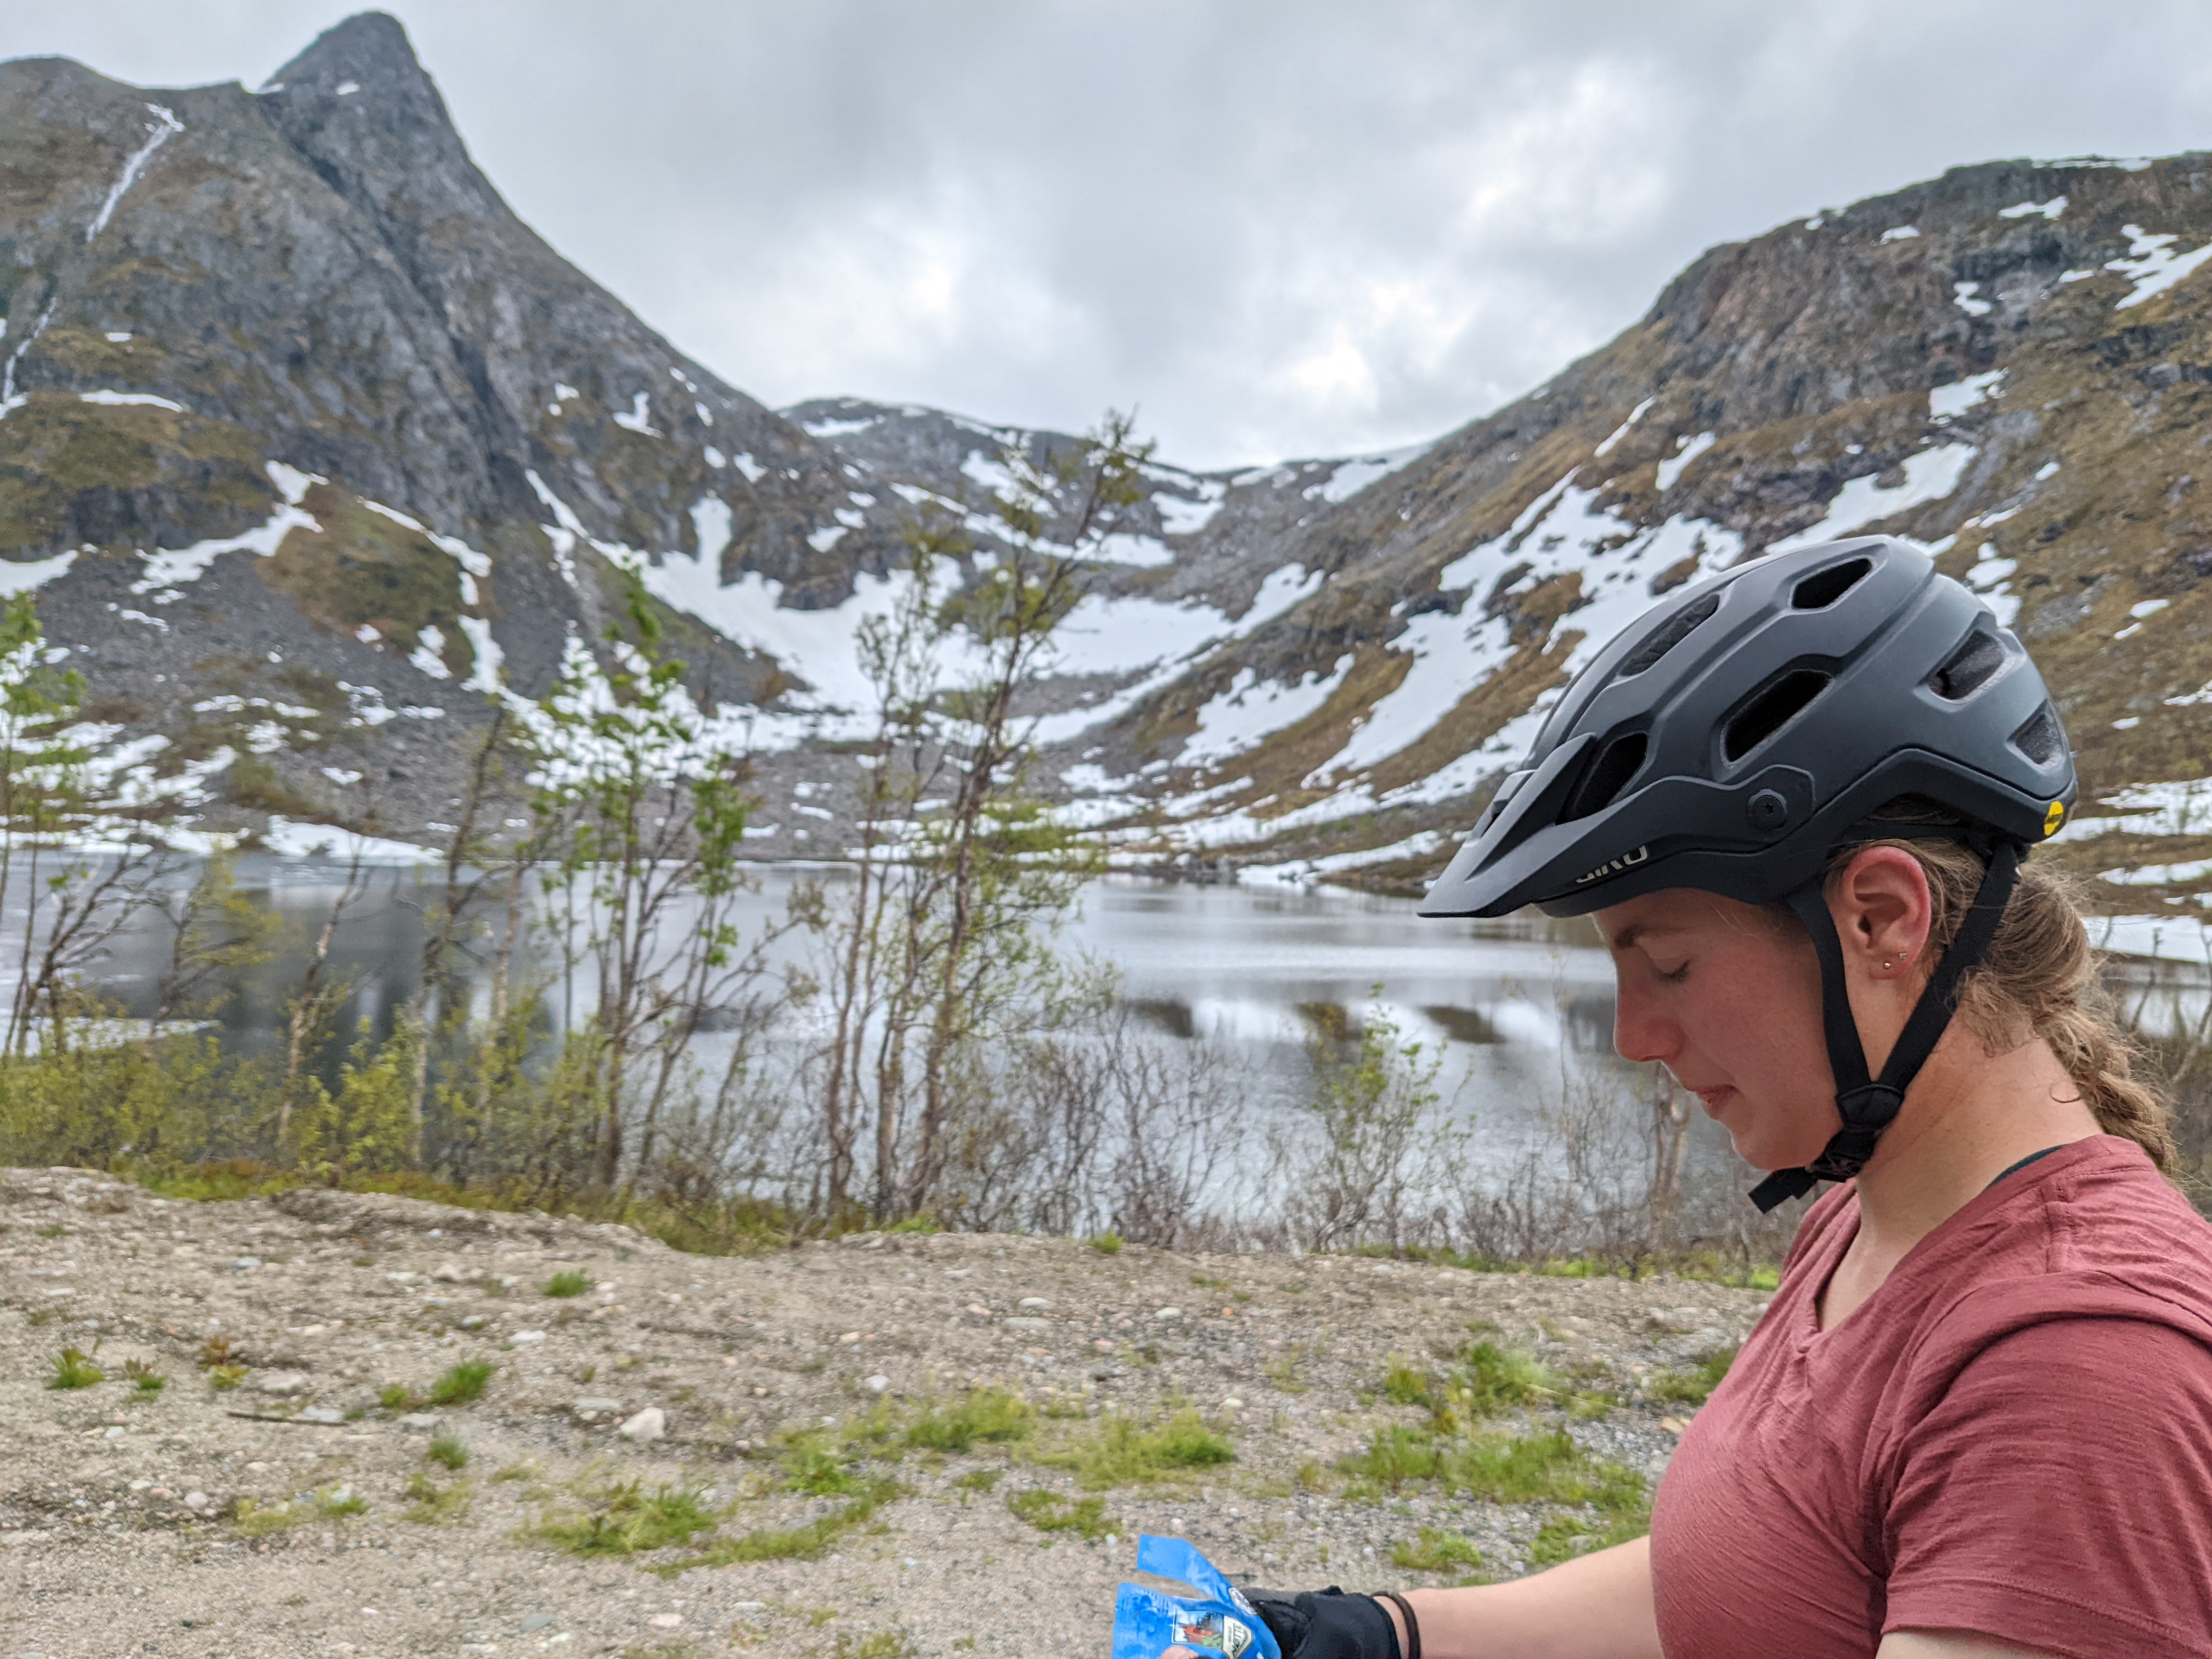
(2012, 703, 2065, 766)
(1562, 732, 1649, 821)
(1791, 556, 1872, 611)
(1723, 669, 1831, 761)
(1928, 628, 2006, 700)
(1616, 591, 1719, 678)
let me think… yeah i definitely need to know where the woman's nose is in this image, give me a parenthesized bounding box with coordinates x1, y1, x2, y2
(1613, 982, 1676, 1065)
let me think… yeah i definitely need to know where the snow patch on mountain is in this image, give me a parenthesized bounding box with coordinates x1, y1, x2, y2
(1770, 444, 1975, 550)
(1305, 473, 1741, 809)
(1307, 442, 1433, 504)
(2109, 224, 2212, 310)
(1182, 655, 1355, 770)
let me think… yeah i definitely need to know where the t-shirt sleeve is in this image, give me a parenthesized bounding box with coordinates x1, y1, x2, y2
(1883, 1315, 2212, 1658)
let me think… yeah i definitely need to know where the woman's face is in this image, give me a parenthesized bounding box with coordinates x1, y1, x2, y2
(1592, 886, 1838, 1171)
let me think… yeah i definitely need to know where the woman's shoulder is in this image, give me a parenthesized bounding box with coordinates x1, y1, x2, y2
(1920, 1136, 2212, 1358)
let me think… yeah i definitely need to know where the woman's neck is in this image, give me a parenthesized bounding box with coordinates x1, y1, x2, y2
(1848, 1027, 2102, 1259)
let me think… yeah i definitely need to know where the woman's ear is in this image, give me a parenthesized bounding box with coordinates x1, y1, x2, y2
(1831, 847, 1934, 979)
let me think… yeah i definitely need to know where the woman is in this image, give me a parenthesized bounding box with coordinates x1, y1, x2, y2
(1161, 535, 2212, 1659)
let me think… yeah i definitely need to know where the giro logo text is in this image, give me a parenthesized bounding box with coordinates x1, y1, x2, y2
(1575, 845, 1650, 885)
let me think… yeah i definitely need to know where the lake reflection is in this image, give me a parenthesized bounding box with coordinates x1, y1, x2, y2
(45, 861, 1648, 1172)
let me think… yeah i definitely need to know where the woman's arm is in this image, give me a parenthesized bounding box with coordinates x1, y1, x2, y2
(1880, 1635, 2061, 1658)
(1388, 1537, 1661, 1659)
(1163, 1535, 1661, 1659)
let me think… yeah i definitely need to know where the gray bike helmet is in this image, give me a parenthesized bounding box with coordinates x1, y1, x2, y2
(1419, 535, 2076, 1209)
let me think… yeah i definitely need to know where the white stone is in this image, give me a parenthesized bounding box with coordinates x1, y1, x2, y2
(397, 1412, 443, 1429)
(255, 1370, 310, 1396)
(864, 1374, 889, 1393)
(508, 1330, 546, 1346)
(1154, 1307, 1182, 1321)
(617, 1406, 665, 1443)
(1018, 1296, 1052, 1308)
(183, 1491, 207, 1510)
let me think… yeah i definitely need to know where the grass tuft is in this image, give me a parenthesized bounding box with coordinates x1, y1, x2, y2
(902, 1387, 1032, 1453)
(534, 1481, 718, 1557)
(656, 1479, 899, 1571)
(1390, 1526, 1487, 1579)
(544, 1270, 594, 1298)
(1034, 1407, 1233, 1489)
(428, 1358, 496, 1406)
(1086, 1232, 1122, 1255)
(1648, 1348, 1736, 1407)
(48, 1347, 103, 1390)
(124, 1358, 166, 1394)
(1383, 1355, 1432, 1406)
(427, 1435, 469, 1471)
(402, 1471, 472, 1525)
(1007, 1489, 1119, 1542)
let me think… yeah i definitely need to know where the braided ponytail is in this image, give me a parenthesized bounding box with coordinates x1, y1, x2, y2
(1840, 833, 2176, 1172)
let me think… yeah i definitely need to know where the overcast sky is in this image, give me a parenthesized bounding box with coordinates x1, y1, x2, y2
(15, 2, 2212, 469)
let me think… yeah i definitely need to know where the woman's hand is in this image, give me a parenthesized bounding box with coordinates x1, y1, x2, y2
(1158, 1587, 1404, 1658)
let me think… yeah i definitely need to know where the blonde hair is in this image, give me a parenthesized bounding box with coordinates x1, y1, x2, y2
(1832, 833, 2175, 1171)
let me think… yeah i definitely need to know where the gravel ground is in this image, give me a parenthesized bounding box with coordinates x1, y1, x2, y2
(0, 1169, 1769, 1657)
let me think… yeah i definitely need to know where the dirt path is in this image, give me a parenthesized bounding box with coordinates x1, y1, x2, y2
(0, 1169, 1768, 1657)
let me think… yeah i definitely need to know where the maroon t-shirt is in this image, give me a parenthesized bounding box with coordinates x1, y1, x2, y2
(1651, 1136, 2212, 1658)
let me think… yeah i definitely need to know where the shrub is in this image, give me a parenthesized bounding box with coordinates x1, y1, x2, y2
(544, 1271, 594, 1298)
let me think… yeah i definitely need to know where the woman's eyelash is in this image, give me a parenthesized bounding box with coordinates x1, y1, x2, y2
(1657, 962, 1690, 983)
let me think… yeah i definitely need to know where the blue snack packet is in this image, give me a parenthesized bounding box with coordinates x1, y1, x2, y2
(1113, 1534, 1283, 1659)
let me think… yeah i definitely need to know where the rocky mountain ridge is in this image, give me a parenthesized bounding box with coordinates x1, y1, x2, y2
(8, 14, 2212, 922)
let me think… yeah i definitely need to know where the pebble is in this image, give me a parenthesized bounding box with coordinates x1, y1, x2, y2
(520, 1613, 555, 1632)
(255, 1371, 310, 1396)
(617, 1407, 665, 1443)
(1018, 1296, 1052, 1308)
(864, 1374, 890, 1393)
(1154, 1307, 1182, 1321)
(508, 1330, 546, 1346)
(301, 1407, 345, 1425)
(231, 1256, 261, 1271)
(573, 1398, 624, 1417)
(397, 1413, 443, 1430)
(647, 1613, 681, 1628)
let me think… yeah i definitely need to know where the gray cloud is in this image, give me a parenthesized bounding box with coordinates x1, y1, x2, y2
(17, 0, 2212, 466)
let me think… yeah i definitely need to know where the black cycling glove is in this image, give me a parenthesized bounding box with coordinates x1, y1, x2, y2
(1242, 1587, 1402, 1659)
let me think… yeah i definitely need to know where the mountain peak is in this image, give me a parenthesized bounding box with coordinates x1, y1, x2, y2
(264, 12, 427, 97)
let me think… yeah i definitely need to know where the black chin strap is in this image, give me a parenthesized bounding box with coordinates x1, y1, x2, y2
(1748, 839, 2023, 1214)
